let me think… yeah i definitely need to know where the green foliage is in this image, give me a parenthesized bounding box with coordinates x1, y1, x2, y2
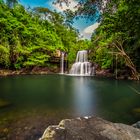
(23, 53, 50, 67)
(90, 0, 140, 71)
(0, 2, 82, 69)
(6, 0, 18, 8)
(95, 47, 113, 69)
(0, 45, 10, 67)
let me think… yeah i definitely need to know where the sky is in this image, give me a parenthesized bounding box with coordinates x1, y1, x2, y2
(19, 0, 100, 39)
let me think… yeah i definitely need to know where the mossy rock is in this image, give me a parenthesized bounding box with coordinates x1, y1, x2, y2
(133, 108, 140, 113)
(0, 99, 11, 108)
(132, 108, 140, 117)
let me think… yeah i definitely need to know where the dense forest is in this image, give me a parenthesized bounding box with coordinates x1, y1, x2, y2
(89, 0, 140, 80)
(0, 0, 140, 79)
(0, 0, 90, 69)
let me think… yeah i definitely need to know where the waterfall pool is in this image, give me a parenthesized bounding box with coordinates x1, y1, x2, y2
(0, 75, 140, 139)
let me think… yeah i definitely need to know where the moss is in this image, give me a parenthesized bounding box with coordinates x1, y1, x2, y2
(0, 99, 10, 108)
(132, 108, 140, 117)
(133, 108, 140, 113)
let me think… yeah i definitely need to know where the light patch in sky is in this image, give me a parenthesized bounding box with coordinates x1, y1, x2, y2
(52, 0, 98, 39)
(53, 0, 78, 12)
(84, 22, 100, 34)
(79, 22, 100, 39)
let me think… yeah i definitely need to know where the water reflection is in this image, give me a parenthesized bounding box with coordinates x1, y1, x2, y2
(72, 77, 96, 116)
(0, 75, 140, 124)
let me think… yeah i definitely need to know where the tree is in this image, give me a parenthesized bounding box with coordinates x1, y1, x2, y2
(6, 0, 18, 8)
(0, 2, 81, 70)
(96, 0, 140, 79)
(33, 7, 52, 20)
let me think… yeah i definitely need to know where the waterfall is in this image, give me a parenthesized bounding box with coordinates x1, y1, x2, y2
(60, 52, 65, 74)
(70, 50, 95, 76)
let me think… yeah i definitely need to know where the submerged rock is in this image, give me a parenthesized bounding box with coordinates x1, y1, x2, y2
(133, 108, 140, 113)
(0, 99, 11, 108)
(39, 117, 140, 140)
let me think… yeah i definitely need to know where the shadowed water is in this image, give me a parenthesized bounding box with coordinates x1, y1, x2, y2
(0, 75, 140, 140)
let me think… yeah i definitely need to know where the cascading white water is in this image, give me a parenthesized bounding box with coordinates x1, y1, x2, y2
(60, 52, 65, 74)
(70, 50, 95, 76)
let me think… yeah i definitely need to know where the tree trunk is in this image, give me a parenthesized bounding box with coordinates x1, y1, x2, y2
(112, 41, 139, 80)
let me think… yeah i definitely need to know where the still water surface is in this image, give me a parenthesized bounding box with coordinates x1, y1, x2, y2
(0, 75, 140, 139)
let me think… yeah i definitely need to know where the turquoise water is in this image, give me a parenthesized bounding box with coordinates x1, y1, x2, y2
(0, 75, 140, 139)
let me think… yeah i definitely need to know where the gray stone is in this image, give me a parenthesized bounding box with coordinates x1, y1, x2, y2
(39, 117, 140, 140)
(132, 121, 140, 129)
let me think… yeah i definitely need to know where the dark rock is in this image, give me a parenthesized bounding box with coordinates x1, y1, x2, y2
(132, 121, 140, 129)
(96, 69, 114, 77)
(0, 128, 8, 139)
(0, 99, 11, 108)
(39, 117, 140, 140)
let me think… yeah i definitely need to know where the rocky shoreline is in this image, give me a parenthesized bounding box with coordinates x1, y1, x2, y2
(0, 68, 133, 80)
(0, 67, 59, 77)
(39, 116, 140, 140)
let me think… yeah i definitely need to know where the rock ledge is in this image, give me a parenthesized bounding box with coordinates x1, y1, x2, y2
(39, 117, 140, 140)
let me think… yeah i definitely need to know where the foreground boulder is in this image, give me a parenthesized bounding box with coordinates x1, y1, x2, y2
(39, 117, 140, 140)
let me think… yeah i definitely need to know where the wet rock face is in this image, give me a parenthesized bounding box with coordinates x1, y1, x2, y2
(39, 117, 140, 140)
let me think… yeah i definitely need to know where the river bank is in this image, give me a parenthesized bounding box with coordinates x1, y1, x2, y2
(0, 67, 59, 77)
(0, 68, 136, 80)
